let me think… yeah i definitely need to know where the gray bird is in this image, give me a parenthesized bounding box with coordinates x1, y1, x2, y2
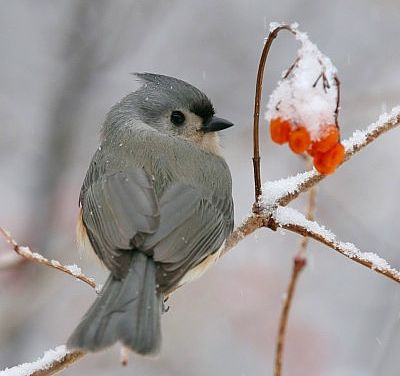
(67, 73, 234, 355)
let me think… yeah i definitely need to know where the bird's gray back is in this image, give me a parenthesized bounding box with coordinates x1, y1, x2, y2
(86, 125, 232, 208)
(80, 125, 233, 290)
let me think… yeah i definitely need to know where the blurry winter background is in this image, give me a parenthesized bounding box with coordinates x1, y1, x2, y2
(1, 1, 399, 375)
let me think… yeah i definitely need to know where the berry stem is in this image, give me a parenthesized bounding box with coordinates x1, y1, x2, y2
(334, 75, 341, 128)
(252, 24, 296, 210)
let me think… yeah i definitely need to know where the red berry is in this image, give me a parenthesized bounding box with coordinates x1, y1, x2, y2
(270, 117, 291, 144)
(312, 124, 339, 153)
(313, 143, 345, 175)
(289, 126, 311, 154)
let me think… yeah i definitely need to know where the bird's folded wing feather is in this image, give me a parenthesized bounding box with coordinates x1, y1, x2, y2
(81, 167, 233, 287)
(81, 168, 159, 277)
(142, 184, 231, 290)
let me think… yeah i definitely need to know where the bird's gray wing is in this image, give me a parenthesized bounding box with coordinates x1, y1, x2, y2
(142, 184, 233, 291)
(81, 165, 233, 286)
(81, 168, 160, 277)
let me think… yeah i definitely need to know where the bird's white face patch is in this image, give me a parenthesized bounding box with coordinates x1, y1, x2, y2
(180, 111, 222, 156)
(158, 109, 222, 155)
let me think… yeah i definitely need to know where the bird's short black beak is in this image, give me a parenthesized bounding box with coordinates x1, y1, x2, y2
(201, 116, 234, 133)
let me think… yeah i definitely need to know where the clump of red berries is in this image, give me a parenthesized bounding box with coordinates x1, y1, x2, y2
(270, 118, 344, 175)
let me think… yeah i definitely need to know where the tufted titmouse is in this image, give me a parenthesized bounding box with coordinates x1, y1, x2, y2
(67, 73, 234, 355)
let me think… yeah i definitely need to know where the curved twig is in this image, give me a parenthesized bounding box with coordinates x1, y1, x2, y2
(252, 24, 296, 208)
(272, 207, 400, 284)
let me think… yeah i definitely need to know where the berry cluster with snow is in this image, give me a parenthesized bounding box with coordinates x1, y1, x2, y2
(266, 24, 345, 174)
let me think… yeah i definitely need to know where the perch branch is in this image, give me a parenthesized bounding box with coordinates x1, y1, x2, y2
(0, 346, 85, 376)
(0, 226, 97, 290)
(0, 213, 267, 376)
(29, 352, 85, 376)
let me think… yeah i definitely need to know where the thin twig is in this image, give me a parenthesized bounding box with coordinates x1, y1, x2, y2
(334, 75, 340, 128)
(274, 159, 316, 376)
(274, 256, 306, 376)
(252, 24, 296, 208)
(272, 207, 400, 284)
(120, 346, 129, 367)
(30, 351, 85, 376)
(221, 213, 267, 256)
(0, 347, 85, 376)
(0, 227, 97, 289)
(282, 57, 300, 79)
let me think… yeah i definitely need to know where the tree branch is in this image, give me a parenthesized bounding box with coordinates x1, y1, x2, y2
(272, 206, 400, 284)
(0, 346, 85, 376)
(0, 227, 97, 290)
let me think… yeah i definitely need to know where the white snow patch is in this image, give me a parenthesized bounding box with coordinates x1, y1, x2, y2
(266, 23, 338, 140)
(18, 247, 46, 262)
(0, 346, 68, 376)
(338, 242, 394, 272)
(274, 207, 335, 241)
(50, 260, 61, 267)
(262, 170, 316, 206)
(64, 264, 82, 276)
(274, 207, 400, 277)
(95, 283, 104, 294)
(342, 106, 400, 151)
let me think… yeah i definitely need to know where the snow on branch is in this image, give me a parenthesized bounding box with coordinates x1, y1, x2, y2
(272, 206, 400, 283)
(0, 227, 97, 290)
(263, 106, 400, 207)
(0, 346, 84, 376)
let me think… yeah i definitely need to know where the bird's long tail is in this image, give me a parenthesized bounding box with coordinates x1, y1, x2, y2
(67, 251, 162, 355)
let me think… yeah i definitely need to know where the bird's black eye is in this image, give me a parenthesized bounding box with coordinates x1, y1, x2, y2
(170, 111, 185, 126)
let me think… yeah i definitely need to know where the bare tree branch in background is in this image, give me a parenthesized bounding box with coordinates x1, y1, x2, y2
(1, 3, 146, 365)
(32, 0, 116, 250)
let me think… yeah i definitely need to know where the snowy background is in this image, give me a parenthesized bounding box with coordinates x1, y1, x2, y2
(1, 1, 400, 375)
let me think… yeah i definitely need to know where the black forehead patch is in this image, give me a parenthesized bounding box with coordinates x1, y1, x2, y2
(190, 98, 215, 121)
